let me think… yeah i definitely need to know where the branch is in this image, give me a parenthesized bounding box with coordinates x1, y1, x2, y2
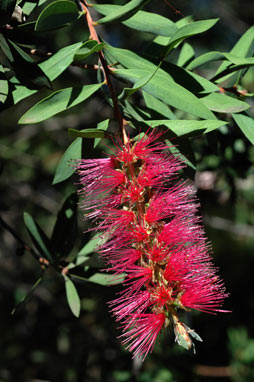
(79, 0, 128, 144)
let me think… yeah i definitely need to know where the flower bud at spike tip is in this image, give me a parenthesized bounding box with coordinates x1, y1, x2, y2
(77, 129, 228, 360)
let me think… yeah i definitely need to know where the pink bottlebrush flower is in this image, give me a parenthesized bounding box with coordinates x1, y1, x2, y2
(77, 129, 228, 359)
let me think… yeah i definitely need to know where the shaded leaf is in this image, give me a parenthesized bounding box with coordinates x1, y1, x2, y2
(0, 0, 17, 26)
(11, 276, 43, 315)
(51, 193, 78, 258)
(64, 275, 81, 317)
(8, 40, 52, 90)
(35, 0, 79, 32)
(19, 83, 103, 124)
(232, 114, 254, 144)
(53, 138, 82, 184)
(93, 4, 177, 37)
(23, 212, 53, 262)
(96, 0, 151, 25)
(0, 64, 9, 104)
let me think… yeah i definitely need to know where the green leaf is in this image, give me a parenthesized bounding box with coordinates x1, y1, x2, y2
(96, 0, 151, 25)
(64, 275, 81, 317)
(11, 276, 43, 315)
(93, 4, 177, 37)
(214, 26, 254, 85)
(200, 93, 250, 113)
(119, 62, 161, 100)
(88, 273, 125, 286)
(35, 0, 79, 32)
(68, 128, 108, 139)
(10, 77, 37, 104)
(8, 40, 52, 90)
(19, 83, 103, 124)
(40, 42, 83, 81)
(53, 138, 82, 184)
(23, 212, 53, 262)
(177, 42, 195, 67)
(51, 193, 78, 258)
(0, 64, 8, 104)
(165, 19, 219, 55)
(147, 119, 227, 137)
(143, 92, 176, 120)
(0, 33, 13, 61)
(232, 114, 254, 144)
(115, 68, 215, 119)
(0, 0, 17, 26)
(78, 235, 101, 257)
(74, 40, 105, 61)
(94, 119, 110, 147)
(187, 51, 225, 70)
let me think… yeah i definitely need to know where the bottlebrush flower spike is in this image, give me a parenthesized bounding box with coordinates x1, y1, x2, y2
(77, 129, 228, 359)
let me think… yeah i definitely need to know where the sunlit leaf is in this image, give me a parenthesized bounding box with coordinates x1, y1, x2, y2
(232, 113, 254, 144)
(53, 138, 82, 184)
(19, 83, 103, 124)
(35, 0, 79, 32)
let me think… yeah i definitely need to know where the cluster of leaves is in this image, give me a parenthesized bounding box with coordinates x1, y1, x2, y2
(1, 0, 254, 362)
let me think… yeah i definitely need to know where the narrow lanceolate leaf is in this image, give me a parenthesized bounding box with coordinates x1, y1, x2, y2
(8, 40, 52, 90)
(23, 212, 53, 262)
(96, 0, 151, 24)
(165, 19, 219, 55)
(119, 63, 161, 100)
(92, 4, 177, 37)
(94, 119, 110, 147)
(177, 42, 195, 67)
(88, 273, 125, 286)
(68, 128, 108, 139)
(40, 42, 83, 81)
(64, 275, 81, 317)
(143, 92, 176, 120)
(51, 193, 78, 258)
(214, 26, 254, 84)
(187, 51, 226, 70)
(115, 68, 215, 119)
(35, 0, 80, 31)
(74, 40, 105, 61)
(0, 64, 8, 104)
(11, 277, 43, 315)
(53, 138, 82, 184)
(146, 119, 227, 137)
(232, 114, 254, 144)
(200, 93, 250, 113)
(18, 83, 103, 124)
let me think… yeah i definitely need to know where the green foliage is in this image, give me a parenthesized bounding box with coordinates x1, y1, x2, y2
(1, 0, 254, 379)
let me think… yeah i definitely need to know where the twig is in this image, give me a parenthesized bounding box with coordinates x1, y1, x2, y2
(79, 0, 128, 144)
(0, 215, 41, 261)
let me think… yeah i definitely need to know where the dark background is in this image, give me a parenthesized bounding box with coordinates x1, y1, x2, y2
(0, 0, 254, 381)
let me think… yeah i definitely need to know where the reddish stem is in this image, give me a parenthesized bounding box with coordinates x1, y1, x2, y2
(80, 0, 128, 145)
